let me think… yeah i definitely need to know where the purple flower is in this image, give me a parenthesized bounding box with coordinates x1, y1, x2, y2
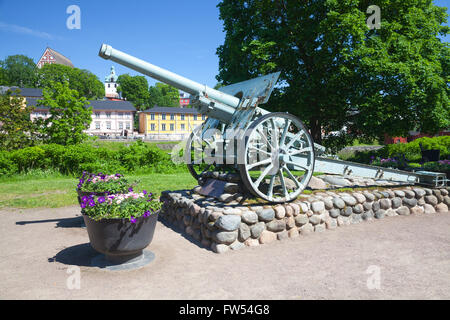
(98, 197, 105, 204)
(88, 200, 96, 207)
(143, 211, 150, 217)
(81, 196, 88, 203)
(115, 173, 122, 177)
(143, 190, 147, 195)
(130, 216, 137, 224)
(80, 202, 86, 209)
(128, 187, 133, 192)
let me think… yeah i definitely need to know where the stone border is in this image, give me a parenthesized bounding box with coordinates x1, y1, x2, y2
(160, 187, 449, 254)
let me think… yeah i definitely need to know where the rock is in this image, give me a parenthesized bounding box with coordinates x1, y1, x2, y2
(402, 198, 417, 208)
(274, 205, 286, 219)
(311, 201, 325, 213)
(394, 190, 405, 197)
(219, 193, 234, 203)
(410, 206, 424, 214)
(211, 243, 229, 254)
(423, 204, 436, 214)
(244, 238, 259, 247)
(224, 182, 240, 194)
(266, 220, 286, 232)
(323, 198, 334, 210)
(321, 175, 352, 186)
(425, 195, 438, 206)
(288, 228, 299, 238)
(444, 196, 450, 207)
(309, 215, 321, 225)
(250, 222, 266, 238)
(307, 176, 328, 189)
(299, 223, 314, 235)
(435, 203, 448, 213)
(353, 204, 363, 214)
(333, 197, 346, 209)
(363, 192, 375, 201)
(337, 216, 351, 226)
(432, 189, 442, 197)
(341, 196, 357, 206)
(230, 241, 245, 251)
(242, 211, 258, 224)
(284, 205, 294, 217)
(385, 209, 397, 217)
(353, 193, 366, 204)
(325, 218, 337, 229)
(351, 214, 363, 224)
(238, 223, 251, 242)
(418, 198, 426, 206)
(286, 216, 296, 229)
(362, 210, 374, 220)
(363, 202, 373, 211)
(222, 208, 242, 215)
(372, 201, 380, 212)
(380, 198, 391, 210)
(423, 188, 432, 195)
(295, 214, 309, 226)
(259, 230, 277, 244)
(391, 197, 402, 209)
(441, 189, 449, 196)
(298, 202, 308, 214)
(215, 215, 241, 231)
(277, 230, 289, 240)
(374, 209, 385, 219)
(291, 203, 301, 215)
(314, 224, 326, 232)
(213, 230, 238, 244)
(413, 188, 426, 198)
(396, 206, 410, 216)
(329, 208, 340, 218)
(257, 208, 275, 222)
(201, 238, 211, 248)
(340, 207, 353, 217)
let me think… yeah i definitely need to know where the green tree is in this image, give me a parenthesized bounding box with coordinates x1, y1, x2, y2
(35, 82, 92, 145)
(148, 82, 180, 107)
(116, 74, 150, 110)
(36, 64, 104, 99)
(0, 89, 36, 150)
(216, 0, 449, 148)
(0, 67, 7, 85)
(0, 55, 37, 87)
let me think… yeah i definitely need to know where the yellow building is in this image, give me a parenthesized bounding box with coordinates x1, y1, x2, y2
(139, 107, 207, 140)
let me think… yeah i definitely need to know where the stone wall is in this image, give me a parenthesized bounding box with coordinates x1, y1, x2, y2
(159, 187, 450, 254)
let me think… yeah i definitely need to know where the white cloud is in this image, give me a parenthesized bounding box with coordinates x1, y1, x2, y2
(0, 21, 61, 40)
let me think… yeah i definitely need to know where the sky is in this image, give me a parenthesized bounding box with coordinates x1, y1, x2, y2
(0, 0, 449, 90)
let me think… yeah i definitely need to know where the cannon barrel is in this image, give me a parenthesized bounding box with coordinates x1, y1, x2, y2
(99, 44, 240, 110)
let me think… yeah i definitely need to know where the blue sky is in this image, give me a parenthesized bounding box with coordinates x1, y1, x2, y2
(0, 0, 448, 89)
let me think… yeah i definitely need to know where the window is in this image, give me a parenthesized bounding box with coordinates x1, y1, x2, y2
(193, 115, 197, 121)
(126, 122, 131, 130)
(170, 124, 174, 131)
(181, 124, 185, 130)
(150, 113, 155, 120)
(106, 122, 111, 130)
(118, 112, 123, 118)
(170, 114, 175, 120)
(95, 122, 100, 130)
(106, 112, 111, 118)
(119, 122, 123, 130)
(161, 124, 166, 131)
(151, 124, 156, 131)
(108, 84, 110, 88)
(162, 113, 166, 120)
(202, 115, 206, 120)
(180, 114, 185, 120)
(95, 112, 100, 118)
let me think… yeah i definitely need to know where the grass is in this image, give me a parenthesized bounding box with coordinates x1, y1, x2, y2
(0, 171, 197, 209)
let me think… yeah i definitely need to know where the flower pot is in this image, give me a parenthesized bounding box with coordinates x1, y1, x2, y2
(421, 149, 440, 163)
(83, 211, 158, 264)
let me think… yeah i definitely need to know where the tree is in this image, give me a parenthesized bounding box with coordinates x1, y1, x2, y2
(35, 82, 92, 145)
(116, 74, 150, 110)
(36, 64, 104, 99)
(216, 0, 449, 148)
(0, 89, 36, 150)
(0, 67, 7, 85)
(0, 55, 37, 87)
(148, 82, 180, 107)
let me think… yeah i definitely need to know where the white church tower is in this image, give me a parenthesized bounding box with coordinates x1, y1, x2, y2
(104, 66, 119, 99)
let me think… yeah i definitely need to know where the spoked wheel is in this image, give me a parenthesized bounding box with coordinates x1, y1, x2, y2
(185, 123, 220, 180)
(238, 112, 315, 203)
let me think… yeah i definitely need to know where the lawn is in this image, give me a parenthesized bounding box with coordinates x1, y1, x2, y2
(0, 171, 197, 209)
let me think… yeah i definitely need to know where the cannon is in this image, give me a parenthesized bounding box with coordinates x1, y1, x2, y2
(99, 44, 447, 203)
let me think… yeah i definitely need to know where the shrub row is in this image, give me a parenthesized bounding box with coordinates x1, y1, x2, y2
(0, 140, 187, 176)
(347, 136, 450, 164)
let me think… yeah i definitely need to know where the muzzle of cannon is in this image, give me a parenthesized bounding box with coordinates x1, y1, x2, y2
(99, 44, 447, 203)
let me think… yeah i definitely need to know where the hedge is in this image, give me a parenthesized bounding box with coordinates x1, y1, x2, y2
(0, 140, 187, 177)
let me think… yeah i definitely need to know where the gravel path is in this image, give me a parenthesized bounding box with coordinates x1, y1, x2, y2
(0, 206, 449, 299)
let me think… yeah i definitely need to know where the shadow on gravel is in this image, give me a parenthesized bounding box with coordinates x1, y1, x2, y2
(48, 243, 97, 267)
(16, 216, 85, 229)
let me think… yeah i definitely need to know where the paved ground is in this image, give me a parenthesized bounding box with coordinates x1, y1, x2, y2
(0, 206, 449, 300)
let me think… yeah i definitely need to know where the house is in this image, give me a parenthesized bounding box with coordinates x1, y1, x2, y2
(139, 106, 207, 140)
(37, 47, 74, 69)
(27, 98, 136, 136)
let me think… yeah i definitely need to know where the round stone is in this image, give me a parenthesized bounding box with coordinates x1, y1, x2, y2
(314, 224, 326, 232)
(423, 188, 432, 195)
(259, 230, 277, 244)
(413, 188, 426, 198)
(257, 208, 275, 222)
(363, 202, 373, 211)
(323, 198, 334, 210)
(291, 203, 301, 215)
(444, 196, 450, 206)
(425, 195, 438, 206)
(423, 204, 436, 214)
(372, 201, 380, 212)
(402, 197, 417, 207)
(309, 215, 321, 225)
(391, 197, 402, 209)
(285, 216, 296, 229)
(215, 215, 241, 231)
(213, 230, 238, 244)
(250, 222, 266, 238)
(266, 220, 286, 232)
(211, 243, 229, 254)
(396, 206, 410, 216)
(363, 192, 375, 201)
(274, 205, 286, 219)
(440, 189, 448, 196)
(311, 201, 325, 213)
(394, 190, 405, 197)
(244, 238, 259, 247)
(352, 193, 366, 203)
(238, 223, 251, 242)
(374, 209, 385, 219)
(342, 196, 357, 206)
(436, 203, 448, 213)
(277, 230, 289, 240)
(410, 206, 424, 214)
(329, 208, 340, 218)
(362, 210, 374, 220)
(230, 241, 245, 251)
(340, 207, 352, 217)
(284, 205, 294, 217)
(353, 204, 363, 214)
(299, 223, 314, 235)
(242, 211, 258, 224)
(332, 197, 345, 209)
(294, 214, 309, 226)
(288, 228, 299, 238)
(380, 198, 391, 210)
